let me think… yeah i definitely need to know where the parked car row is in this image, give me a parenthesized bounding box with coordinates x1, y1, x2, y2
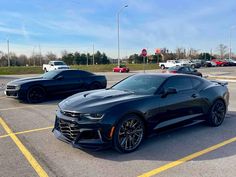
(159, 58, 236, 69)
(5, 69, 229, 153)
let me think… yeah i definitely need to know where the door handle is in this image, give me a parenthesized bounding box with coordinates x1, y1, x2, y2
(191, 94, 197, 98)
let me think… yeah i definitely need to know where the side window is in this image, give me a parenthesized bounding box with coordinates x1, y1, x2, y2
(61, 70, 93, 79)
(180, 67, 188, 72)
(162, 77, 193, 92)
(191, 78, 201, 88)
(60, 71, 77, 79)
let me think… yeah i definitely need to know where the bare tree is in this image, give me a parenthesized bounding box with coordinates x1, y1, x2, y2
(217, 44, 227, 59)
(187, 48, 199, 59)
(175, 47, 185, 59)
(45, 52, 57, 63)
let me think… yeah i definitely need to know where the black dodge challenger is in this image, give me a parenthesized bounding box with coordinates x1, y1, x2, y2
(53, 73, 229, 153)
(5, 69, 107, 103)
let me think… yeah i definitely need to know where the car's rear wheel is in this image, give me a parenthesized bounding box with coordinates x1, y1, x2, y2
(161, 65, 165, 69)
(206, 99, 226, 127)
(27, 86, 46, 103)
(113, 114, 144, 153)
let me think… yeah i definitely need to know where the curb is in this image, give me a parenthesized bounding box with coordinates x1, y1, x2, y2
(206, 75, 236, 80)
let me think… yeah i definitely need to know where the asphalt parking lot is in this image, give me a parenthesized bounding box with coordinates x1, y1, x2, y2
(1, 68, 236, 177)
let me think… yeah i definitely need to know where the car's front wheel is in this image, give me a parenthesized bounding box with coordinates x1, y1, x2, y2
(113, 114, 145, 153)
(26, 86, 46, 103)
(206, 99, 226, 127)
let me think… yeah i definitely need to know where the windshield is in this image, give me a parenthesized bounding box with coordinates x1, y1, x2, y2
(41, 70, 60, 79)
(54, 61, 66, 65)
(169, 66, 180, 71)
(111, 75, 166, 95)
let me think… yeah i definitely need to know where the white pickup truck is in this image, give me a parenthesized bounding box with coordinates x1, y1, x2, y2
(159, 60, 181, 69)
(43, 61, 70, 72)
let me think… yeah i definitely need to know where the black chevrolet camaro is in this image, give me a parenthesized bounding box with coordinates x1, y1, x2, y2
(53, 74, 229, 153)
(5, 69, 107, 103)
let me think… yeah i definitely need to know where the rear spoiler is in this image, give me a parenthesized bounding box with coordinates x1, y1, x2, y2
(210, 80, 228, 86)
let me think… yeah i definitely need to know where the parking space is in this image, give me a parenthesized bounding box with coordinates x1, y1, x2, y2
(1, 68, 236, 177)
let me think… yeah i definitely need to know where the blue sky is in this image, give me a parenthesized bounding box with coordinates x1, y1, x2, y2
(0, 0, 235, 58)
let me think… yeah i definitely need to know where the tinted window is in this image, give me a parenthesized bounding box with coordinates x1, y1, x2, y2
(191, 78, 201, 88)
(179, 67, 189, 72)
(169, 66, 180, 71)
(54, 61, 66, 65)
(162, 76, 193, 91)
(112, 75, 166, 95)
(42, 70, 61, 79)
(60, 70, 93, 79)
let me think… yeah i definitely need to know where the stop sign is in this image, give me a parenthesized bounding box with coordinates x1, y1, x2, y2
(141, 49, 147, 57)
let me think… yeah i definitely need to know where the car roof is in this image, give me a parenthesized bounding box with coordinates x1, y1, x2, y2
(134, 73, 197, 78)
(50, 69, 93, 74)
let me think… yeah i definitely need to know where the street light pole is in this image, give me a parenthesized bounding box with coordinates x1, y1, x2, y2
(117, 5, 128, 66)
(229, 25, 236, 59)
(7, 39, 10, 67)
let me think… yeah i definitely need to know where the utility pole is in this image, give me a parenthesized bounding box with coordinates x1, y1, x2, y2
(7, 39, 10, 67)
(39, 44, 42, 65)
(93, 44, 95, 65)
(117, 5, 128, 66)
(210, 49, 212, 60)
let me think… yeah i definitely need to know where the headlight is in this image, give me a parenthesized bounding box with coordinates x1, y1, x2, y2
(15, 85, 21, 90)
(81, 113, 104, 120)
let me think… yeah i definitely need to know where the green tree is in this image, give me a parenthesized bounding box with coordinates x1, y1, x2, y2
(198, 53, 215, 60)
(62, 53, 74, 65)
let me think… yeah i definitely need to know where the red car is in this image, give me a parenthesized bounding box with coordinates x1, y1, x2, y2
(113, 65, 129, 73)
(211, 59, 229, 66)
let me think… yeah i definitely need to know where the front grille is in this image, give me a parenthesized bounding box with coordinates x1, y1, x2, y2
(59, 119, 80, 141)
(7, 85, 16, 89)
(60, 110, 80, 118)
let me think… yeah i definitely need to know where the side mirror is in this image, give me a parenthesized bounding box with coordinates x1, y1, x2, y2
(55, 75, 63, 80)
(161, 87, 177, 98)
(50, 64, 54, 66)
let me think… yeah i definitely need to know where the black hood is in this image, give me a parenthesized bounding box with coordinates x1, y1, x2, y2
(59, 89, 148, 113)
(7, 77, 46, 85)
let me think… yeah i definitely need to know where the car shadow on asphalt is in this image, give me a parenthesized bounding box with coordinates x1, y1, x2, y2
(87, 111, 236, 162)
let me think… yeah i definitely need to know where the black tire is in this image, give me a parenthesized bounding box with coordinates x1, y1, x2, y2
(90, 82, 101, 90)
(206, 99, 226, 127)
(44, 68, 48, 72)
(161, 65, 165, 70)
(26, 86, 46, 103)
(113, 114, 145, 153)
(191, 64, 195, 69)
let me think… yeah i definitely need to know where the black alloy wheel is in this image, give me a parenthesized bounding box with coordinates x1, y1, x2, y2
(113, 115, 144, 153)
(27, 86, 46, 103)
(207, 100, 226, 127)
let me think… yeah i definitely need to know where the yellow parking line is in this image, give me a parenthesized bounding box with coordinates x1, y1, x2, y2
(0, 117, 49, 177)
(138, 136, 236, 177)
(0, 126, 53, 139)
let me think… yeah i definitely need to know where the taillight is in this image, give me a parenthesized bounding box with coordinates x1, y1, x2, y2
(170, 70, 177, 73)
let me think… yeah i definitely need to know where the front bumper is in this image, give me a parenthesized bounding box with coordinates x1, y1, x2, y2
(5, 88, 26, 100)
(4, 90, 19, 97)
(53, 113, 112, 150)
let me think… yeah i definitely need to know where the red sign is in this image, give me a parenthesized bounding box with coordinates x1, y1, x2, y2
(141, 49, 147, 57)
(155, 48, 161, 54)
